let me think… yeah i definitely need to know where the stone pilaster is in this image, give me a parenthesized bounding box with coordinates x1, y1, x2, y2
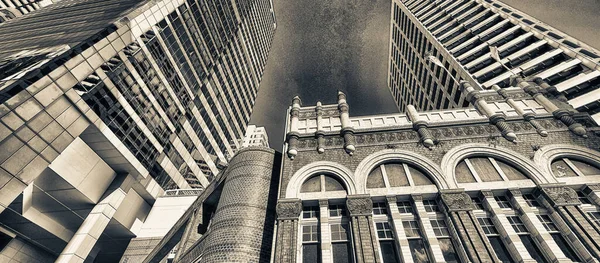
(582, 184, 600, 207)
(411, 195, 445, 262)
(274, 198, 302, 263)
(535, 185, 600, 262)
(440, 190, 499, 263)
(480, 190, 535, 263)
(507, 189, 570, 262)
(319, 199, 332, 263)
(386, 196, 411, 263)
(346, 195, 381, 263)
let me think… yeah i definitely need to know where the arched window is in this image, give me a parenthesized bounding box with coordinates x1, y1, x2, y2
(455, 157, 528, 183)
(551, 158, 600, 177)
(367, 163, 434, 189)
(300, 174, 347, 193)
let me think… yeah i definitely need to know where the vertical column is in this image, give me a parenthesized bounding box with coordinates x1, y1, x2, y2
(273, 198, 302, 263)
(480, 190, 534, 263)
(56, 175, 134, 262)
(507, 189, 570, 262)
(337, 91, 355, 155)
(411, 195, 445, 263)
(386, 196, 412, 263)
(346, 195, 380, 263)
(582, 184, 600, 207)
(440, 190, 499, 263)
(319, 199, 332, 263)
(286, 96, 301, 159)
(536, 185, 600, 261)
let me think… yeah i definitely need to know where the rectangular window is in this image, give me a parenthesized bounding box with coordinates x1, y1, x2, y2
(523, 194, 540, 207)
(519, 235, 547, 263)
(408, 239, 431, 263)
(494, 196, 512, 209)
(303, 243, 321, 263)
(303, 206, 319, 219)
(488, 236, 513, 263)
(577, 191, 592, 204)
(472, 197, 484, 210)
(438, 238, 460, 263)
(507, 216, 528, 233)
(430, 219, 450, 237)
(403, 221, 423, 238)
(329, 204, 346, 217)
(330, 224, 350, 241)
(397, 201, 414, 214)
(376, 222, 395, 239)
(302, 225, 319, 242)
(536, 215, 558, 232)
(373, 202, 388, 215)
(423, 200, 439, 212)
(380, 240, 401, 263)
(331, 224, 352, 263)
(477, 217, 498, 235)
(550, 233, 580, 262)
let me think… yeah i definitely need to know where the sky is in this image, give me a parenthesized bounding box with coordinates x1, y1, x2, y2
(250, 0, 600, 151)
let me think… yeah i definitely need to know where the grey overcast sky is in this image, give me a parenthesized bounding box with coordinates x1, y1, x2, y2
(250, 0, 600, 151)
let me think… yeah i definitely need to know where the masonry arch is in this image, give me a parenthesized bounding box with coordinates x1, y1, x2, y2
(285, 161, 356, 199)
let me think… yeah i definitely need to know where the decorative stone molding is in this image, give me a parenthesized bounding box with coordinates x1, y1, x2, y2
(479, 190, 494, 198)
(285, 161, 356, 198)
(276, 199, 303, 219)
(318, 199, 329, 207)
(537, 185, 580, 206)
(441, 143, 554, 185)
(354, 149, 452, 192)
(440, 191, 475, 211)
(346, 195, 373, 216)
(533, 144, 600, 180)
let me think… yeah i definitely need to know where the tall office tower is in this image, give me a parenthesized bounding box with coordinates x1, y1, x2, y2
(0, 0, 59, 23)
(241, 124, 269, 148)
(388, 0, 600, 122)
(0, 0, 275, 261)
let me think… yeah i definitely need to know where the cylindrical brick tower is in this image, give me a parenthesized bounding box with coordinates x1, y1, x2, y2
(194, 147, 279, 263)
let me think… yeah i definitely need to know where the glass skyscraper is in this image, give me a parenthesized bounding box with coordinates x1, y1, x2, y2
(389, 0, 600, 123)
(0, 0, 275, 261)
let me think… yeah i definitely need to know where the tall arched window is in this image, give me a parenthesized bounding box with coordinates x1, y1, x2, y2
(300, 174, 347, 193)
(367, 162, 434, 189)
(455, 157, 528, 183)
(551, 157, 600, 177)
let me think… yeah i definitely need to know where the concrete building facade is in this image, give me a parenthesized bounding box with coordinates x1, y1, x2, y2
(0, 0, 59, 23)
(388, 0, 600, 123)
(241, 124, 270, 148)
(0, 0, 276, 261)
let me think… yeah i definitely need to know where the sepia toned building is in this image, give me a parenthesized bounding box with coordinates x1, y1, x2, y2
(0, 0, 276, 261)
(388, 0, 600, 124)
(143, 77, 600, 263)
(0, 0, 59, 23)
(241, 124, 270, 148)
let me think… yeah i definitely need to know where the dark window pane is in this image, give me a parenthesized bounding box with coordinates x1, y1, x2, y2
(551, 159, 577, 177)
(519, 235, 546, 263)
(496, 160, 528, 180)
(438, 238, 460, 263)
(571, 159, 600, 175)
(301, 175, 321, 192)
(324, 175, 345, 191)
(409, 166, 434, 185)
(0, 232, 11, 252)
(488, 236, 513, 263)
(380, 240, 400, 263)
(332, 242, 353, 263)
(551, 233, 580, 262)
(408, 239, 431, 263)
(470, 158, 503, 182)
(303, 243, 321, 263)
(386, 163, 409, 187)
(368, 166, 386, 188)
(456, 160, 476, 183)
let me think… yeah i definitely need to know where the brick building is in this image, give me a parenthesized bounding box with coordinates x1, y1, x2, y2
(277, 81, 600, 263)
(143, 77, 600, 263)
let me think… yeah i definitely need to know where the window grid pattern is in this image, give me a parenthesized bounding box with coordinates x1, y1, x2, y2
(397, 201, 414, 214)
(376, 222, 395, 239)
(373, 202, 389, 215)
